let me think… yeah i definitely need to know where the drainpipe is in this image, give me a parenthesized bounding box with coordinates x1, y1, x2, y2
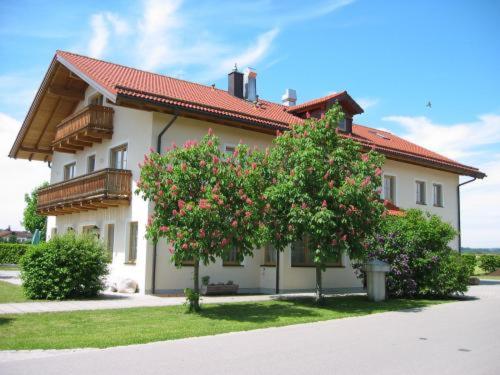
(457, 177, 476, 254)
(151, 114, 178, 295)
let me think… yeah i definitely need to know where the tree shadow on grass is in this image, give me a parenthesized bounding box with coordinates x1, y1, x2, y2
(199, 295, 444, 323)
(0, 317, 13, 326)
(199, 301, 321, 323)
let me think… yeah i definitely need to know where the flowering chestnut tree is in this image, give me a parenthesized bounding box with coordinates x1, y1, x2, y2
(264, 104, 386, 302)
(136, 131, 266, 311)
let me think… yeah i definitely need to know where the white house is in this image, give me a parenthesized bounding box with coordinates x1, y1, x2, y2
(9, 51, 485, 294)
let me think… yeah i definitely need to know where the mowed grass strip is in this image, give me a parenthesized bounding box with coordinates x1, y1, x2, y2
(0, 281, 29, 303)
(0, 296, 448, 350)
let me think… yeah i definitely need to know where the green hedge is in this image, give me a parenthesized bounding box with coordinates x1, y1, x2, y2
(478, 254, 500, 273)
(0, 243, 30, 264)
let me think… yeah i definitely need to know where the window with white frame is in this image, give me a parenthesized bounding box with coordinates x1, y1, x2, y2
(63, 162, 76, 180)
(433, 183, 443, 207)
(110, 144, 128, 169)
(383, 175, 396, 203)
(87, 154, 96, 173)
(128, 222, 138, 263)
(416, 181, 426, 205)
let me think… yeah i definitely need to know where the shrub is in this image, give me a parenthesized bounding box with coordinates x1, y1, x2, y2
(0, 243, 30, 264)
(478, 255, 500, 273)
(461, 254, 477, 276)
(20, 233, 109, 300)
(354, 209, 468, 298)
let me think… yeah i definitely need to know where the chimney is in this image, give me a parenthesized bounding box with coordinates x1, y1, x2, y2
(281, 88, 297, 106)
(244, 67, 257, 101)
(228, 66, 244, 99)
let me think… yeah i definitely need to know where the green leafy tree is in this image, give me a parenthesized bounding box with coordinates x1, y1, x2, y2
(264, 105, 385, 303)
(22, 182, 49, 241)
(136, 131, 265, 311)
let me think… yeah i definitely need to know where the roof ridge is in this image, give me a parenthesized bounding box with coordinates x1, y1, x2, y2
(56, 50, 239, 97)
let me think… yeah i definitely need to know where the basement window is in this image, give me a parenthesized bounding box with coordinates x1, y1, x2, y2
(291, 235, 341, 267)
(262, 243, 277, 266)
(223, 244, 242, 266)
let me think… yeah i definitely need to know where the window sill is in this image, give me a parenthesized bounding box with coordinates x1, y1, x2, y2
(291, 265, 344, 268)
(222, 264, 244, 267)
(124, 261, 136, 265)
(260, 264, 276, 267)
(433, 204, 443, 208)
(416, 202, 427, 206)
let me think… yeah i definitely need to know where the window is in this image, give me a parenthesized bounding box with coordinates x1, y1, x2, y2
(66, 227, 74, 233)
(64, 162, 76, 180)
(128, 222, 138, 263)
(111, 144, 128, 169)
(50, 228, 57, 238)
(87, 155, 96, 173)
(223, 243, 241, 266)
(82, 225, 100, 239)
(433, 183, 443, 207)
(416, 181, 426, 205)
(291, 235, 341, 267)
(223, 144, 236, 154)
(88, 93, 103, 106)
(383, 175, 396, 203)
(263, 243, 277, 266)
(106, 224, 115, 261)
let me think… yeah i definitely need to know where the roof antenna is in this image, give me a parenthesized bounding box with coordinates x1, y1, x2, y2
(233, 63, 238, 72)
(426, 101, 432, 108)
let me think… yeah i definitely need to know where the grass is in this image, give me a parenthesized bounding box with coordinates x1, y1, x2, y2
(479, 275, 500, 280)
(0, 296, 449, 350)
(0, 281, 29, 303)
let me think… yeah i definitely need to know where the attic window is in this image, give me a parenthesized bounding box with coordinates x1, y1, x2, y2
(369, 130, 391, 140)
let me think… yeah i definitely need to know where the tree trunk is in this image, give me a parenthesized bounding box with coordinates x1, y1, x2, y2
(192, 258, 200, 311)
(315, 265, 324, 305)
(275, 248, 280, 294)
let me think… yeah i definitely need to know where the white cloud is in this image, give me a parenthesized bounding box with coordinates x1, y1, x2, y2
(356, 97, 379, 110)
(87, 12, 130, 58)
(0, 113, 50, 231)
(382, 113, 500, 247)
(383, 114, 500, 161)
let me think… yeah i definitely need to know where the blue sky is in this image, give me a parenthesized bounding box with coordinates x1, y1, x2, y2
(0, 0, 499, 246)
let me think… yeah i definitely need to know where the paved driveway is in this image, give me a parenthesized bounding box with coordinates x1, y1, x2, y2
(1, 282, 500, 375)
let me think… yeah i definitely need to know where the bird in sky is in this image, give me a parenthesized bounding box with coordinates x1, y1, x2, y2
(426, 101, 432, 108)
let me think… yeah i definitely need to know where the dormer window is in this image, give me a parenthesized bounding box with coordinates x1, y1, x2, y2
(338, 116, 353, 133)
(88, 93, 103, 106)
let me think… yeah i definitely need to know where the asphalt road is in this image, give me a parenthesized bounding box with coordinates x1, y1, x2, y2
(2, 282, 500, 375)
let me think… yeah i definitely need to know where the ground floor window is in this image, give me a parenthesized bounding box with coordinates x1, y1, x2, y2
(106, 224, 114, 261)
(50, 228, 57, 238)
(82, 225, 100, 239)
(291, 235, 342, 267)
(127, 222, 138, 264)
(263, 243, 277, 266)
(223, 244, 241, 266)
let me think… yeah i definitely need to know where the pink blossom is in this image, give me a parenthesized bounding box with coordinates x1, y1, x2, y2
(200, 160, 206, 167)
(212, 167, 218, 174)
(329, 180, 334, 189)
(245, 211, 252, 217)
(182, 243, 188, 250)
(199, 228, 206, 238)
(208, 128, 213, 136)
(166, 164, 173, 172)
(323, 171, 330, 180)
(221, 238, 229, 247)
(160, 226, 168, 232)
(246, 198, 253, 205)
(199, 199, 211, 209)
(322, 200, 327, 208)
(178, 200, 185, 209)
(375, 167, 382, 176)
(172, 209, 178, 216)
(181, 162, 187, 172)
(361, 176, 371, 187)
(177, 232, 183, 239)
(231, 220, 238, 228)
(361, 154, 369, 162)
(179, 209, 186, 216)
(168, 247, 174, 254)
(290, 169, 295, 177)
(212, 155, 219, 164)
(341, 234, 348, 241)
(207, 140, 213, 147)
(251, 162, 257, 170)
(331, 239, 337, 246)
(329, 159, 334, 166)
(301, 202, 308, 209)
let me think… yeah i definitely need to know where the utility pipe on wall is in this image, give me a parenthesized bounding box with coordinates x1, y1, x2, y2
(457, 177, 476, 254)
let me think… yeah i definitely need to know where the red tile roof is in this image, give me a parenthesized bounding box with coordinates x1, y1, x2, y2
(55, 51, 484, 178)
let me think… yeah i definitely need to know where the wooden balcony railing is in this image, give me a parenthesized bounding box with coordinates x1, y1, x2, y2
(37, 168, 132, 216)
(51, 104, 114, 153)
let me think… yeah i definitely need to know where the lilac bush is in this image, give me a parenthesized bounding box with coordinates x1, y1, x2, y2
(354, 209, 469, 297)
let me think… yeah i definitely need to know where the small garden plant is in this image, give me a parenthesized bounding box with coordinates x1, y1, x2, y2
(20, 233, 109, 300)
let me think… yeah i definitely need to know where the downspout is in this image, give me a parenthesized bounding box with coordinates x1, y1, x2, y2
(151, 114, 178, 295)
(457, 177, 476, 254)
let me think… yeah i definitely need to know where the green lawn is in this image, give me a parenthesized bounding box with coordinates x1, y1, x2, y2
(0, 296, 449, 350)
(0, 265, 19, 271)
(0, 280, 29, 303)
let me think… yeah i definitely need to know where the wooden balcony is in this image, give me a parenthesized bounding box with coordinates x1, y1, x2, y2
(51, 105, 114, 153)
(37, 168, 132, 216)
